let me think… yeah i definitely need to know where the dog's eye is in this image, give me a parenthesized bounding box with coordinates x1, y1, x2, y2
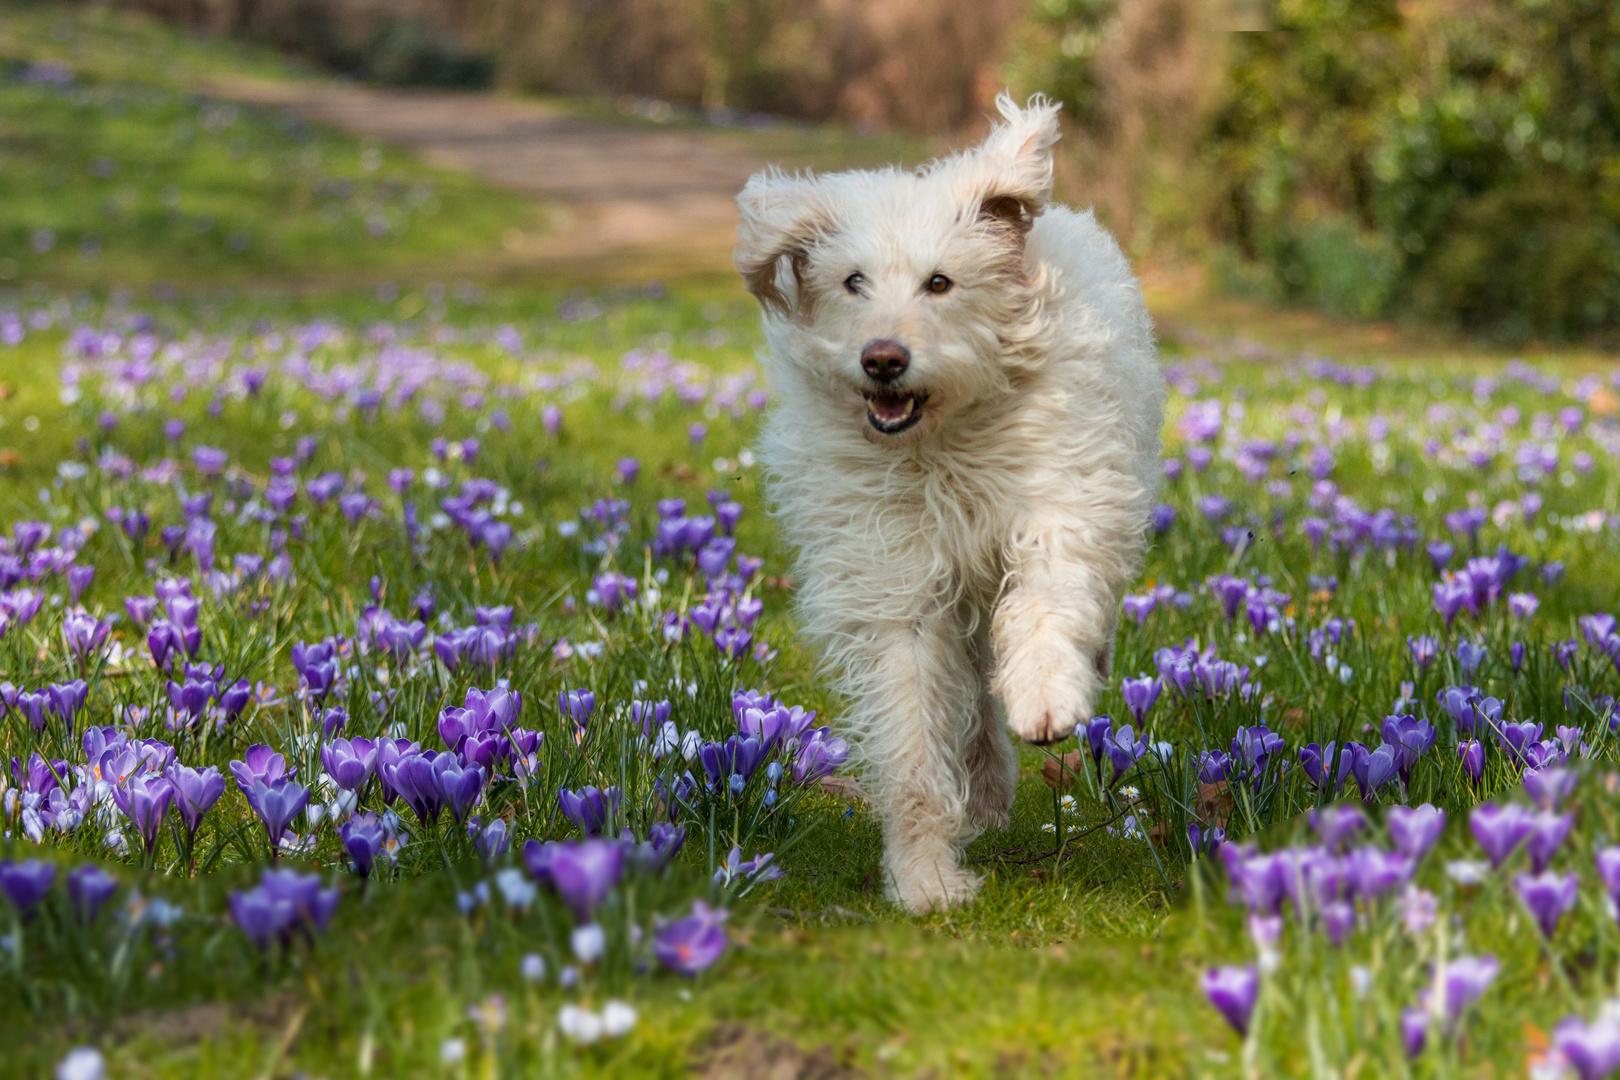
(843, 272, 865, 296)
(925, 274, 953, 295)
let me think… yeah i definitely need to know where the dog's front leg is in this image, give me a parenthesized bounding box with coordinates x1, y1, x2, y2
(992, 516, 1126, 746)
(845, 613, 981, 913)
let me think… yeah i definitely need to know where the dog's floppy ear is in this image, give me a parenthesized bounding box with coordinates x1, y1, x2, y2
(962, 93, 1062, 237)
(734, 169, 834, 316)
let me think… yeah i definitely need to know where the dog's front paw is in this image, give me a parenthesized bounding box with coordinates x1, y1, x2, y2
(999, 657, 1096, 746)
(887, 860, 982, 914)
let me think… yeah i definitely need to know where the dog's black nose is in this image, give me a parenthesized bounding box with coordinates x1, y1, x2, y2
(860, 339, 910, 383)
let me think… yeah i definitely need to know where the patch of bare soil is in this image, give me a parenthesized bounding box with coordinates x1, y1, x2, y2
(696, 1022, 856, 1080)
(209, 78, 765, 277)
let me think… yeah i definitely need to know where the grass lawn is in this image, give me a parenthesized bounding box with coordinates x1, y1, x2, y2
(4, 7, 1620, 1079)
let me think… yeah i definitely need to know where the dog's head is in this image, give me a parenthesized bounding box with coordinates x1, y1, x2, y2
(735, 94, 1061, 444)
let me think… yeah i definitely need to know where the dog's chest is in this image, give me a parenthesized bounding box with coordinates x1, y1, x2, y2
(888, 458, 1013, 595)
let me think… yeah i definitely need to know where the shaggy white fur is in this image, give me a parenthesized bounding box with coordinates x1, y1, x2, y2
(733, 94, 1166, 913)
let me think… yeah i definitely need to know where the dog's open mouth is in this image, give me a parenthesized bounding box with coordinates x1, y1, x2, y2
(863, 389, 928, 435)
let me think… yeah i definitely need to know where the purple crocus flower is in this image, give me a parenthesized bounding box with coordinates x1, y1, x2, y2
(1298, 742, 1348, 798)
(1201, 964, 1259, 1036)
(558, 688, 596, 732)
(792, 728, 849, 784)
(1515, 870, 1578, 937)
(47, 680, 89, 730)
(1432, 579, 1471, 627)
(1408, 635, 1439, 671)
(472, 818, 510, 867)
(62, 611, 109, 667)
(1083, 715, 1114, 769)
(164, 763, 225, 845)
(1455, 639, 1487, 681)
(1525, 811, 1574, 874)
(1498, 720, 1544, 768)
(321, 737, 378, 792)
(636, 822, 688, 872)
(1401, 1008, 1427, 1060)
(548, 839, 626, 920)
(1386, 803, 1446, 861)
(558, 786, 621, 835)
(66, 564, 95, 604)
(1350, 742, 1399, 801)
(66, 864, 117, 922)
(522, 838, 555, 884)
(1596, 848, 1620, 921)
(1553, 1016, 1620, 1080)
(1198, 750, 1232, 784)
(1458, 740, 1484, 783)
(1524, 767, 1577, 811)
(243, 778, 310, 849)
(655, 900, 728, 976)
(1433, 955, 1498, 1033)
(124, 595, 158, 629)
(1426, 540, 1454, 572)
(1351, 847, 1414, 900)
(1307, 804, 1365, 853)
(435, 758, 485, 823)
(1380, 714, 1435, 783)
(1470, 803, 1534, 867)
(230, 745, 292, 792)
(0, 859, 56, 912)
(112, 774, 176, 857)
(340, 816, 387, 877)
(386, 751, 451, 826)
(1104, 725, 1150, 785)
(1121, 677, 1161, 725)
(229, 868, 340, 950)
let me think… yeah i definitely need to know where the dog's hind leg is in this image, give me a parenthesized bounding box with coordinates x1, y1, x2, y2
(842, 612, 982, 913)
(962, 625, 1017, 835)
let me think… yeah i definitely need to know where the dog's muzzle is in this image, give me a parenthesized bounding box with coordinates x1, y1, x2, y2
(862, 388, 929, 435)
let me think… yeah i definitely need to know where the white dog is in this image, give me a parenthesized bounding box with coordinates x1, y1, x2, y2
(734, 94, 1165, 912)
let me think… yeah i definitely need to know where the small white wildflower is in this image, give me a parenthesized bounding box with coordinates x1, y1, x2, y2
(1446, 860, 1489, 886)
(439, 1037, 466, 1065)
(1040, 822, 1056, 834)
(55, 1047, 104, 1080)
(521, 953, 546, 983)
(601, 1000, 637, 1038)
(558, 1004, 603, 1044)
(495, 868, 536, 910)
(571, 923, 606, 964)
(1348, 966, 1372, 999)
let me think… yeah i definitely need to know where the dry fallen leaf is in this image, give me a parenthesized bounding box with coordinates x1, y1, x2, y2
(1040, 752, 1087, 790)
(819, 775, 867, 804)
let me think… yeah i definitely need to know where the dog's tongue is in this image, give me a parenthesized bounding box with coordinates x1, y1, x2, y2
(868, 393, 915, 423)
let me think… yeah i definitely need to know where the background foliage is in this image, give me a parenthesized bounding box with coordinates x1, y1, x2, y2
(1203, 0, 1620, 342)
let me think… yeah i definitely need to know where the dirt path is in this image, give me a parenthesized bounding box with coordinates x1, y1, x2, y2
(215, 78, 769, 278)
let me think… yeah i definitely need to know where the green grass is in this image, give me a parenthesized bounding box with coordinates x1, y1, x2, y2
(4, 8, 1620, 1078)
(0, 4, 535, 288)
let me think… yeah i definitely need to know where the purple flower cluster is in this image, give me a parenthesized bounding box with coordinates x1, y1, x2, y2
(228, 868, 339, 951)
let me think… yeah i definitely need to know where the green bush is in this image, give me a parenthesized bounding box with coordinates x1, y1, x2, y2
(1201, 0, 1620, 342)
